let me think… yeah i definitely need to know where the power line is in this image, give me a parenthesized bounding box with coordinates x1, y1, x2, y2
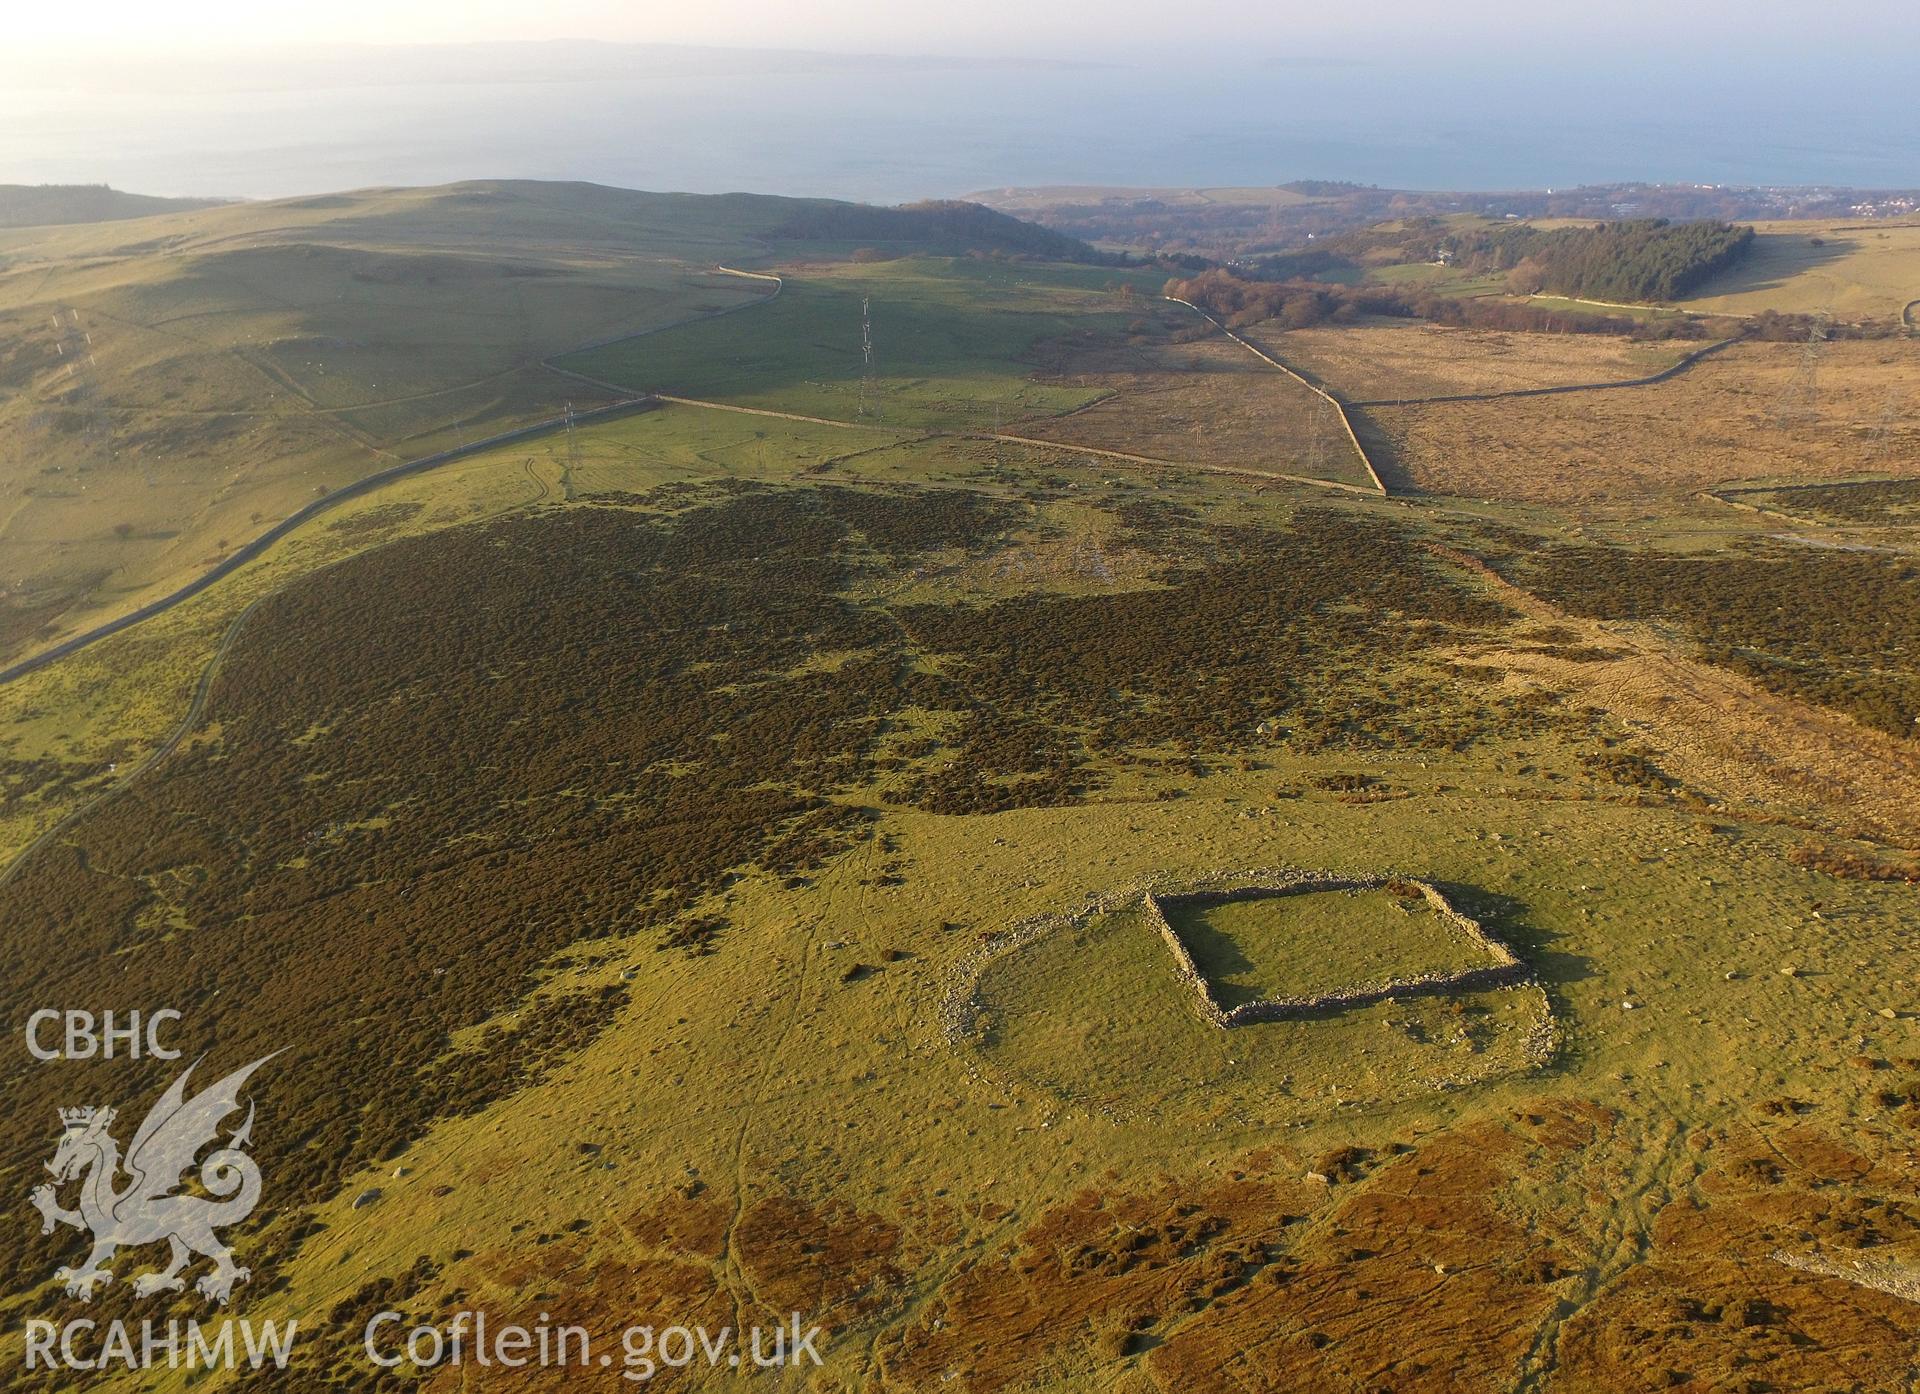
(1867, 385, 1904, 462)
(564, 399, 582, 484)
(857, 296, 874, 420)
(1771, 309, 1830, 424)
(1307, 392, 1327, 476)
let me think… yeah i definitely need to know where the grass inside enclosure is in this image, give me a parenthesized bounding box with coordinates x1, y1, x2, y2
(1163, 886, 1490, 1007)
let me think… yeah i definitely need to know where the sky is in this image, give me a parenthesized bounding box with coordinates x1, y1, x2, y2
(10, 0, 1919, 61)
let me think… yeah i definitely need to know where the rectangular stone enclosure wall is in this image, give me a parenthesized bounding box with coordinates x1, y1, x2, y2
(1141, 877, 1528, 1028)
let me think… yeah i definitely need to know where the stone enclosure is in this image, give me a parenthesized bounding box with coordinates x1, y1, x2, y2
(1142, 874, 1529, 1027)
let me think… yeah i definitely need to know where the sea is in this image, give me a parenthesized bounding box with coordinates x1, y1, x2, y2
(2, 41, 1916, 203)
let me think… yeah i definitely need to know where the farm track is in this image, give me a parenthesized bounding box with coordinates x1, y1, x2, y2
(651, 394, 905, 435)
(1513, 1117, 1696, 1393)
(638, 390, 1384, 497)
(1702, 475, 1920, 535)
(521, 455, 555, 503)
(972, 427, 1381, 495)
(1522, 289, 1765, 321)
(1696, 488, 1835, 530)
(1350, 334, 1742, 408)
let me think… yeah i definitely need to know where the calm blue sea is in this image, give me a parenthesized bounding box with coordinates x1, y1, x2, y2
(4, 45, 1916, 201)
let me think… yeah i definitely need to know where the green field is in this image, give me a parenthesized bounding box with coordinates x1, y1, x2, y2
(559, 256, 1165, 430)
(1362, 261, 1506, 295)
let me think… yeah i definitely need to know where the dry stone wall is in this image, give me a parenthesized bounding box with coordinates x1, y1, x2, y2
(1144, 875, 1530, 1028)
(1142, 891, 1231, 1028)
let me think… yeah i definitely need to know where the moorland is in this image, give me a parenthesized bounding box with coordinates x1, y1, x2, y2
(0, 177, 1916, 1393)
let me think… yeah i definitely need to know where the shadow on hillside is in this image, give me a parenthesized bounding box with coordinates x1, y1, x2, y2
(1430, 880, 1592, 1072)
(1164, 907, 1262, 1009)
(1691, 232, 1858, 301)
(1429, 882, 1592, 987)
(1345, 407, 1416, 494)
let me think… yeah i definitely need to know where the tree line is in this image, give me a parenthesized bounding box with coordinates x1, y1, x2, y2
(1448, 219, 1755, 302)
(1161, 268, 1718, 339)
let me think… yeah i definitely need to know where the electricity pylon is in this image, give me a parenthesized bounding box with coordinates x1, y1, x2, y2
(1772, 310, 1830, 424)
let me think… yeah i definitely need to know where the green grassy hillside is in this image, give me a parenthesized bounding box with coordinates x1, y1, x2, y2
(768, 197, 1098, 260)
(558, 256, 1160, 429)
(0, 180, 1084, 666)
(0, 183, 228, 228)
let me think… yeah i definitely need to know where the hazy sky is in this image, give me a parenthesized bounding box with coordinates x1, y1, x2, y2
(12, 0, 1918, 59)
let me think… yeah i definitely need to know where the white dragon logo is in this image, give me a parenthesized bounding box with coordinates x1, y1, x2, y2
(28, 1055, 273, 1304)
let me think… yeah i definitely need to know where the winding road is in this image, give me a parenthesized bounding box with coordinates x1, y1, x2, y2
(1349, 334, 1743, 408)
(0, 395, 660, 687)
